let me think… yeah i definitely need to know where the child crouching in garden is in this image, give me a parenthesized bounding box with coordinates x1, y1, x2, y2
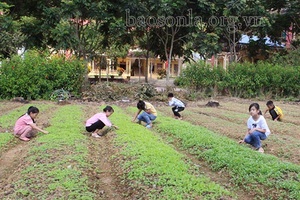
(85, 106, 118, 138)
(168, 93, 185, 120)
(239, 103, 271, 153)
(264, 100, 284, 121)
(132, 100, 157, 128)
(13, 106, 49, 141)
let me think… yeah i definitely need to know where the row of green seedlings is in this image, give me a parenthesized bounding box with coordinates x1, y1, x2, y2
(154, 113, 300, 200)
(179, 106, 300, 163)
(2, 104, 95, 199)
(0, 103, 52, 149)
(161, 105, 299, 162)
(111, 106, 233, 200)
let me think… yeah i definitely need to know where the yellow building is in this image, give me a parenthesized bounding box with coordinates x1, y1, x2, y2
(88, 49, 184, 80)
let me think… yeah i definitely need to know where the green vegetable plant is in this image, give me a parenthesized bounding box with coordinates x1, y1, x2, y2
(8, 105, 94, 199)
(154, 114, 300, 199)
(110, 106, 232, 200)
(0, 133, 13, 149)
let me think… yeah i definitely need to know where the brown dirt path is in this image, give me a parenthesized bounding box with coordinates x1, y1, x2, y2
(81, 103, 125, 200)
(0, 101, 26, 115)
(0, 142, 28, 197)
(86, 135, 124, 200)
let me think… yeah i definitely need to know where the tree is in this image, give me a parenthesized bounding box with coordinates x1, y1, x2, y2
(0, 2, 25, 58)
(263, 0, 300, 48)
(136, 1, 197, 83)
(215, 0, 270, 62)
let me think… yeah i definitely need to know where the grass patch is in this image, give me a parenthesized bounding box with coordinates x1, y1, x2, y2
(0, 133, 14, 149)
(111, 106, 232, 200)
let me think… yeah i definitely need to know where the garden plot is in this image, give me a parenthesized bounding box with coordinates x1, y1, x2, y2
(0, 99, 299, 200)
(152, 112, 300, 199)
(157, 103, 300, 165)
(112, 106, 233, 199)
(0, 103, 232, 199)
(214, 100, 300, 125)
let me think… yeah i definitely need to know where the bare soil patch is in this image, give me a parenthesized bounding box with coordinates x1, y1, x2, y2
(0, 141, 28, 197)
(81, 103, 127, 200)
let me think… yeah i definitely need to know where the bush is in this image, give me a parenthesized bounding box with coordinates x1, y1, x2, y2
(175, 60, 300, 98)
(175, 61, 227, 97)
(0, 50, 86, 100)
(227, 62, 300, 98)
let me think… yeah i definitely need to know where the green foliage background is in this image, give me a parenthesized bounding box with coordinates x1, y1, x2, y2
(175, 61, 300, 99)
(0, 50, 86, 100)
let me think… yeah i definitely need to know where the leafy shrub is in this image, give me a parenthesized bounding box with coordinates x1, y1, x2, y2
(50, 89, 71, 101)
(175, 61, 227, 97)
(0, 50, 86, 100)
(135, 84, 157, 99)
(175, 60, 300, 98)
(227, 62, 300, 98)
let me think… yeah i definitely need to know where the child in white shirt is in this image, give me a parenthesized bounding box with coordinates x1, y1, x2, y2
(168, 93, 185, 120)
(239, 103, 270, 153)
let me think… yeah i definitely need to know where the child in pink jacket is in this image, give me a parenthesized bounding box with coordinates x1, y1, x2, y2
(85, 106, 117, 138)
(14, 106, 49, 141)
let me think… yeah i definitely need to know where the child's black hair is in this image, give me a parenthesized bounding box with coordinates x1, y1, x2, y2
(27, 106, 39, 114)
(249, 103, 262, 115)
(266, 100, 274, 106)
(103, 106, 114, 112)
(168, 93, 174, 98)
(137, 100, 146, 110)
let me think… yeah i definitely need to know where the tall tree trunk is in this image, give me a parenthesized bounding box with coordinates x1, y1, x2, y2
(138, 58, 141, 83)
(166, 34, 175, 84)
(145, 32, 150, 83)
(233, 27, 237, 62)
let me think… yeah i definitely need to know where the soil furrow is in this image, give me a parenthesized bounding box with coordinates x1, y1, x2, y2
(81, 104, 125, 200)
(154, 132, 256, 200)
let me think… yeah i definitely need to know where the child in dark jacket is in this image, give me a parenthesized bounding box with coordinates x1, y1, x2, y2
(264, 100, 283, 121)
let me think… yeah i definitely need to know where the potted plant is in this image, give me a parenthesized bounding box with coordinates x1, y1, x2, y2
(117, 67, 125, 76)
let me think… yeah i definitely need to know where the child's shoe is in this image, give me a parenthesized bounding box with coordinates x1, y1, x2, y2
(92, 132, 101, 138)
(19, 137, 30, 141)
(258, 147, 264, 153)
(146, 124, 152, 129)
